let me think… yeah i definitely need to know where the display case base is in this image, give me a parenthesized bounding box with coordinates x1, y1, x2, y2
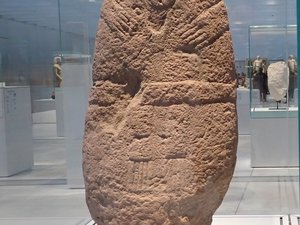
(290, 215, 300, 225)
(250, 107, 298, 167)
(87, 215, 289, 225)
(213, 215, 288, 225)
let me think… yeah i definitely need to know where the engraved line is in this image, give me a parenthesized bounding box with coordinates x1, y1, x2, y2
(176, 0, 222, 35)
(179, 23, 205, 40)
(186, 32, 207, 47)
(140, 162, 144, 187)
(196, 24, 229, 50)
(131, 162, 136, 184)
(102, 16, 126, 36)
(112, 0, 124, 8)
(145, 162, 149, 186)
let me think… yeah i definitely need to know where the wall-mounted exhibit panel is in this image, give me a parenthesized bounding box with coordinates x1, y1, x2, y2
(0, 86, 33, 176)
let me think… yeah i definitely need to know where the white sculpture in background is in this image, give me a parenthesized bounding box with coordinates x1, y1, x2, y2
(252, 55, 264, 74)
(267, 61, 289, 102)
(53, 56, 62, 87)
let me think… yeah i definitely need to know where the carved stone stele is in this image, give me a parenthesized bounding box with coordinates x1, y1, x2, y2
(83, 0, 237, 224)
(267, 61, 289, 102)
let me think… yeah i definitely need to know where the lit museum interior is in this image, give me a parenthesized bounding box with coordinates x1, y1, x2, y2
(0, 0, 298, 224)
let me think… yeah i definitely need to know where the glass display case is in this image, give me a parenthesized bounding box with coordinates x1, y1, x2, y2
(248, 25, 298, 167)
(249, 25, 297, 107)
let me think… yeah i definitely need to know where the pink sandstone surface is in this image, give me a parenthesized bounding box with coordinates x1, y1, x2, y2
(83, 0, 238, 224)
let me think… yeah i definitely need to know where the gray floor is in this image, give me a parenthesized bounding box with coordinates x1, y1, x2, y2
(216, 135, 299, 216)
(0, 111, 299, 225)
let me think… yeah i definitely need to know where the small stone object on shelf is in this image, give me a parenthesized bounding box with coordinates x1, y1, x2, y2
(267, 61, 289, 102)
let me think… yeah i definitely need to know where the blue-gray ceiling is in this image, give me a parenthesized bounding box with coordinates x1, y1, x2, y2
(0, 0, 297, 58)
(225, 0, 297, 60)
(0, 0, 297, 94)
(0, 0, 103, 53)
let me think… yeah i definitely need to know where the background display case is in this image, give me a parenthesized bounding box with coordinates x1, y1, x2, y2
(248, 25, 298, 167)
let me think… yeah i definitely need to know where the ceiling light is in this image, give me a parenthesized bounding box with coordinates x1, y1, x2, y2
(265, 1, 277, 5)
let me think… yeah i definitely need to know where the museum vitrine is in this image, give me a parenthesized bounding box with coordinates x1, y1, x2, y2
(249, 25, 297, 108)
(247, 25, 298, 168)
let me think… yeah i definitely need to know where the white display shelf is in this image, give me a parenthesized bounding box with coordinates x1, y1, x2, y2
(251, 106, 298, 118)
(250, 107, 298, 167)
(86, 221, 96, 225)
(0, 86, 33, 177)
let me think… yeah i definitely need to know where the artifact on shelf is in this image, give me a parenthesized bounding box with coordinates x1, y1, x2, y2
(83, 0, 238, 225)
(252, 56, 268, 102)
(252, 56, 264, 75)
(53, 56, 62, 88)
(267, 61, 289, 102)
(287, 55, 297, 100)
